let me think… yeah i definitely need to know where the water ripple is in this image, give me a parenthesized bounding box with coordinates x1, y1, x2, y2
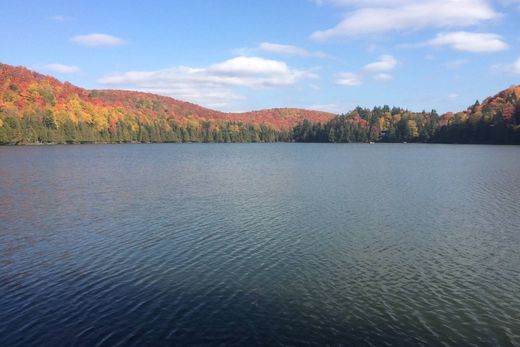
(1, 144, 520, 346)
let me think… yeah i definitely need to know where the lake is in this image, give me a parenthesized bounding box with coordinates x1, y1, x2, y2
(1, 143, 519, 346)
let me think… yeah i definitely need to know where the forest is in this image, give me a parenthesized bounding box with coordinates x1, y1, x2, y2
(0, 115, 291, 144)
(293, 98, 520, 144)
(1, 63, 520, 145)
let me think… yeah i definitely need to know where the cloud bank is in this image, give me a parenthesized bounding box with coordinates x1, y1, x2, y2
(99, 56, 318, 107)
(428, 31, 508, 52)
(311, 0, 499, 39)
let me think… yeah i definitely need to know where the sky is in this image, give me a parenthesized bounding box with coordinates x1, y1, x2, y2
(1, 0, 519, 114)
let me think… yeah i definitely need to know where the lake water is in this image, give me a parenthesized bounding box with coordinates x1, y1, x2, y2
(1, 143, 520, 346)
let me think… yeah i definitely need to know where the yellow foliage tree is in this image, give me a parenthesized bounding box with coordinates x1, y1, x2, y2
(408, 120, 419, 138)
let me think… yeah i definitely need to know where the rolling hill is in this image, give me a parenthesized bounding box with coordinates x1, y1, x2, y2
(0, 63, 333, 143)
(293, 85, 520, 144)
(1, 62, 519, 144)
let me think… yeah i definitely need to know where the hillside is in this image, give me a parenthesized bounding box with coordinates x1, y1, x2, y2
(293, 85, 520, 144)
(1, 63, 519, 144)
(433, 85, 520, 144)
(0, 63, 333, 144)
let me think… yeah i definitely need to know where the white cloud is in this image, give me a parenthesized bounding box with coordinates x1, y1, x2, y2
(490, 57, 520, 74)
(307, 103, 346, 113)
(335, 55, 396, 84)
(445, 59, 470, 69)
(48, 15, 70, 22)
(98, 56, 318, 107)
(258, 42, 329, 58)
(373, 73, 393, 81)
(514, 57, 520, 74)
(312, 0, 409, 6)
(336, 72, 362, 86)
(363, 55, 397, 72)
(71, 33, 125, 47)
(44, 64, 80, 74)
(448, 93, 459, 99)
(310, 0, 499, 40)
(428, 31, 508, 52)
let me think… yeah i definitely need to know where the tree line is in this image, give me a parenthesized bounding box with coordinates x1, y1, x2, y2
(1, 103, 519, 145)
(0, 112, 290, 144)
(293, 103, 520, 145)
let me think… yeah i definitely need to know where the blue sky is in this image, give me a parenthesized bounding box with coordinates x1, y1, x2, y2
(1, 0, 519, 113)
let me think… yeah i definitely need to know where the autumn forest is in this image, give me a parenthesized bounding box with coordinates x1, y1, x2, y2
(1, 63, 519, 145)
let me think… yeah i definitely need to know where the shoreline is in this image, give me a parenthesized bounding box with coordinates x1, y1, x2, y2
(2, 141, 519, 146)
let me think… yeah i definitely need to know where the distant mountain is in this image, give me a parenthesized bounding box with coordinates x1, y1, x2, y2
(1, 63, 519, 144)
(0, 63, 333, 144)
